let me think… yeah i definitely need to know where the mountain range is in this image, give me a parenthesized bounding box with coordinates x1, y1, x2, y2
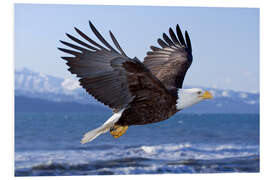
(15, 68, 259, 113)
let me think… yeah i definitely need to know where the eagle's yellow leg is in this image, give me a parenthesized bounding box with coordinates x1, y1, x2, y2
(110, 125, 128, 138)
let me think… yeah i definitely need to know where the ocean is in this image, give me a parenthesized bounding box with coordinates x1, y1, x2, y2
(15, 112, 259, 176)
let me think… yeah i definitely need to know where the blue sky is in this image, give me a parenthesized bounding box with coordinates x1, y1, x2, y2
(15, 4, 259, 92)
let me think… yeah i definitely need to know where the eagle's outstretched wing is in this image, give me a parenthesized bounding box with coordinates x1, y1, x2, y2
(143, 25, 193, 89)
(58, 21, 169, 112)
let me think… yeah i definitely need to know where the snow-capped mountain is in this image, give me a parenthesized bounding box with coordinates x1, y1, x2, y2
(15, 67, 78, 94)
(15, 68, 259, 113)
(15, 68, 95, 104)
(187, 86, 259, 106)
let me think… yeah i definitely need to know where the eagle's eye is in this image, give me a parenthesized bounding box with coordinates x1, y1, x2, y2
(197, 91, 202, 95)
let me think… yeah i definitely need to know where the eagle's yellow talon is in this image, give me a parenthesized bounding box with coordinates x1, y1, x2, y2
(110, 125, 128, 138)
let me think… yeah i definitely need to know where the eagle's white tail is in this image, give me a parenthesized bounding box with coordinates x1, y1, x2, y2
(80, 109, 125, 144)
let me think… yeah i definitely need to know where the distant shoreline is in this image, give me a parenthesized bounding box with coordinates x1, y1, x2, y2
(15, 95, 259, 114)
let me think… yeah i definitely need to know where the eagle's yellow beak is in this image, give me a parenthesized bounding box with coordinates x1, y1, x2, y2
(200, 91, 213, 99)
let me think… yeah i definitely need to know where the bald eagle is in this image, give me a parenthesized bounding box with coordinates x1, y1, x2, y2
(58, 21, 213, 144)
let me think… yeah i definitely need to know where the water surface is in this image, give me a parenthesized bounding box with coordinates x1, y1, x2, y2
(15, 112, 259, 176)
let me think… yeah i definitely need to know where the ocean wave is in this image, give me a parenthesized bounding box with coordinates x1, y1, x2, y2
(15, 161, 187, 176)
(129, 143, 259, 161)
(15, 142, 259, 176)
(15, 155, 259, 176)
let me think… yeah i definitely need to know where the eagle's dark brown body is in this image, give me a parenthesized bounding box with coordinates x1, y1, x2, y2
(59, 21, 192, 126)
(117, 88, 178, 126)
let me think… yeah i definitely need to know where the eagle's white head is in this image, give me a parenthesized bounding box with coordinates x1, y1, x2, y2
(176, 88, 213, 110)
